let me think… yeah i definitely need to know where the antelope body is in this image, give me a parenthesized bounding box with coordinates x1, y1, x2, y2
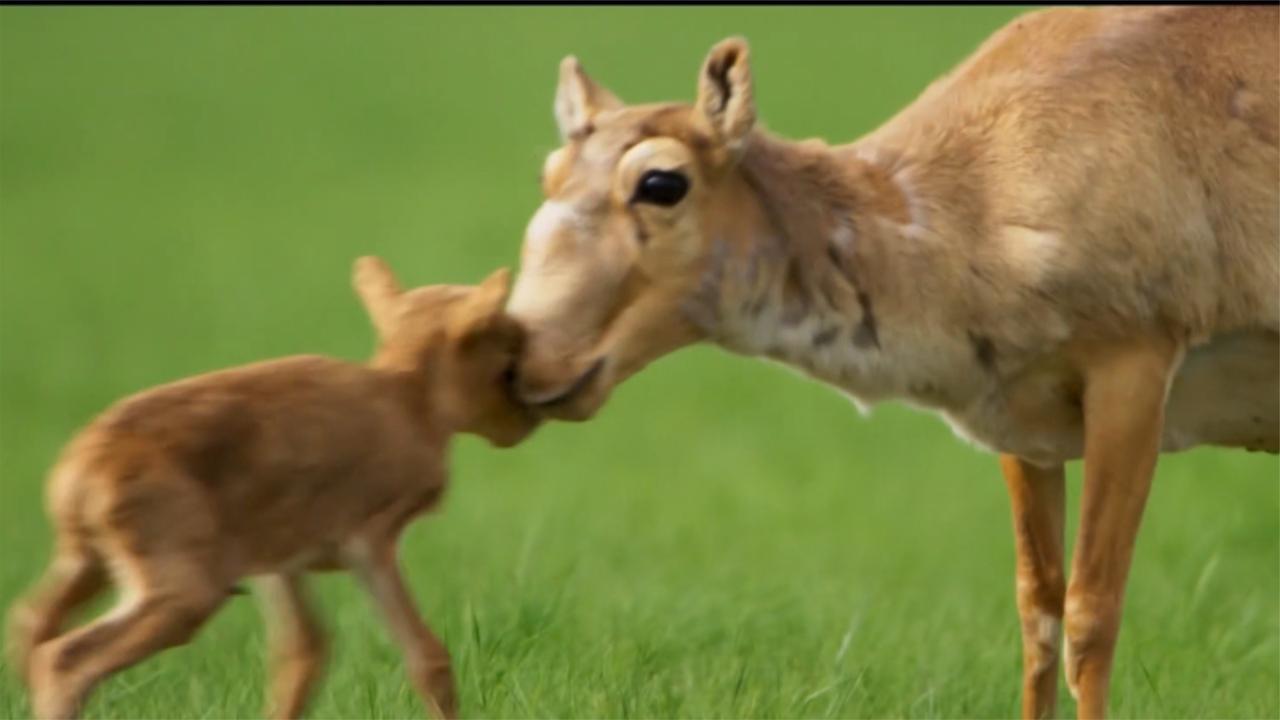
(6, 259, 536, 720)
(505, 6, 1278, 718)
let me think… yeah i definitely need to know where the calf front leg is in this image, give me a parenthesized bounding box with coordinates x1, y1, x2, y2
(256, 574, 326, 720)
(1065, 337, 1180, 719)
(1001, 454, 1066, 719)
(345, 538, 457, 719)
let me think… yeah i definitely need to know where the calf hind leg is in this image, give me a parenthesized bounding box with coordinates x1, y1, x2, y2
(6, 543, 107, 686)
(26, 468, 227, 720)
(27, 550, 226, 720)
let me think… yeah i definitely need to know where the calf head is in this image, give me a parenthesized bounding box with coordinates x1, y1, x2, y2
(353, 256, 539, 447)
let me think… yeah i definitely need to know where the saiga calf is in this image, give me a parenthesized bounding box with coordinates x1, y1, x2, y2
(6, 257, 537, 720)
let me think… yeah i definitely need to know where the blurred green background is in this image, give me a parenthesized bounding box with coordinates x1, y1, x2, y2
(1, 7, 1276, 719)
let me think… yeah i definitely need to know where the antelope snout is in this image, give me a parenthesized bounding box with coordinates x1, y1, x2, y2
(515, 352, 608, 422)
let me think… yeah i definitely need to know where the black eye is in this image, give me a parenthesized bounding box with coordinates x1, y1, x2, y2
(632, 170, 689, 207)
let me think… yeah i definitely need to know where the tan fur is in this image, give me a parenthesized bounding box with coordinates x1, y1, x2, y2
(1002, 455, 1066, 719)
(507, 8, 1278, 718)
(5, 258, 538, 720)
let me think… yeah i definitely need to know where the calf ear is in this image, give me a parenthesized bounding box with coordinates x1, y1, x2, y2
(352, 256, 402, 338)
(695, 37, 756, 156)
(453, 267, 508, 330)
(555, 56, 622, 142)
(455, 268, 523, 355)
(467, 267, 512, 322)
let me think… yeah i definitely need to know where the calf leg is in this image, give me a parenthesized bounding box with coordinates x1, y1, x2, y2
(6, 542, 107, 685)
(256, 574, 326, 720)
(27, 552, 224, 719)
(345, 538, 456, 719)
(1065, 338, 1180, 719)
(27, 470, 226, 720)
(1001, 454, 1066, 719)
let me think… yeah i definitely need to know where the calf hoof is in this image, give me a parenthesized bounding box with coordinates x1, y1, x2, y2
(28, 647, 81, 720)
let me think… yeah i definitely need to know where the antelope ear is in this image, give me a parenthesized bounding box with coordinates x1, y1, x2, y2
(695, 37, 756, 155)
(555, 56, 622, 142)
(352, 256, 402, 338)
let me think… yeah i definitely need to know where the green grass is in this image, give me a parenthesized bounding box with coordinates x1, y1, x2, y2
(1, 7, 1276, 719)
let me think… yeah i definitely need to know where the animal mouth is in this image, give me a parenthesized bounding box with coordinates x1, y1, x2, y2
(524, 357, 605, 408)
(502, 366, 540, 422)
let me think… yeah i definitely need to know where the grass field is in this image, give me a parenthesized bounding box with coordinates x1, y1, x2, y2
(1, 7, 1277, 719)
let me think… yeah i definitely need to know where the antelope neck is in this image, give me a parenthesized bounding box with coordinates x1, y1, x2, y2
(696, 131, 969, 410)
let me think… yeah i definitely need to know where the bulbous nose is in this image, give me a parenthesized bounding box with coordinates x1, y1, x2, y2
(517, 355, 604, 408)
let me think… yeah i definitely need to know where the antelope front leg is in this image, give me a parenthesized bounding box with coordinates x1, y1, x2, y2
(345, 538, 457, 720)
(256, 574, 326, 720)
(1001, 454, 1066, 719)
(1065, 338, 1181, 719)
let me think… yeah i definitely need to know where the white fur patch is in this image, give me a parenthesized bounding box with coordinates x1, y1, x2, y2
(100, 556, 145, 620)
(542, 148, 568, 178)
(511, 200, 585, 319)
(1028, 610, 1062, 674)
(1064, 641, 1081, 700)
(524, 201, 579, 254)
(1000, 225, 1061, 284)
(840, 390, 873, 417)
(940, 411, 1002, 454)
(831, 224, 855, 253)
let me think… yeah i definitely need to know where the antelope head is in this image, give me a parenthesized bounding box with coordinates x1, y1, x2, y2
(509, 38, 767, 420)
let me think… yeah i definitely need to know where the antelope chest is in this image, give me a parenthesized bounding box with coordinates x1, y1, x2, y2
(938, 368, 1085, 467)
(922, 330, 1280, 464)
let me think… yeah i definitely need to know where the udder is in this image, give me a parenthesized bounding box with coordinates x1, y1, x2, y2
(1163, 329, 1279, 453)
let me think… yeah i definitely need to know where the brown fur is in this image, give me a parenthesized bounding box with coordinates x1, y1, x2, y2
(5, 258, 538, 720)
(507, 7, 1278, 718)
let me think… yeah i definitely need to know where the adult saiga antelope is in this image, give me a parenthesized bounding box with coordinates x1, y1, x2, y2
(504, 6, 1278, 719)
